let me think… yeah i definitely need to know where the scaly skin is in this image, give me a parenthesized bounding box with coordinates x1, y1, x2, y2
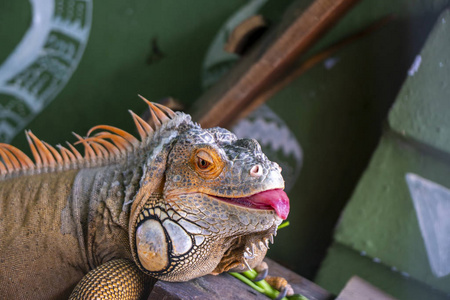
(0, 101, 289, 299)
(0, 161, 142, 299)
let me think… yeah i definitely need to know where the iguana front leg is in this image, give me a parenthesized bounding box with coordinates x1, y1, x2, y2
(230, 260, 308, 300)
(69, 259, 153, 300)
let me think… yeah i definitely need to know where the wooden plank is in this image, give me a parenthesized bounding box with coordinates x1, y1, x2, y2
(264, 259, 334, 300)
(147, 258, 334, 300)
(336, 276, 397, 300)
(190, 0, 360, 128)
(229, 15, 393, 125)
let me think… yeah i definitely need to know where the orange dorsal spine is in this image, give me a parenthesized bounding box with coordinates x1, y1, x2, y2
(0, 96, 176, 178)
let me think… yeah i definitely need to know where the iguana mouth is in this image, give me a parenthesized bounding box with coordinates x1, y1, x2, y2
(211, 189, 289, 220)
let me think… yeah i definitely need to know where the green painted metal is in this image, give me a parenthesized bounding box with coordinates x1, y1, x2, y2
(0, 1, 31, 65)
(317, 9, 450, 297)
(389, 10, 450, 154)
(334, 133, 450, 293)
(264, 0, 450, 279)
(316, 243, 450, 300)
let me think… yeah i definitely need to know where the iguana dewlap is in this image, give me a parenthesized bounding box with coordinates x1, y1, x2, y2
(0, 97, 289, 300)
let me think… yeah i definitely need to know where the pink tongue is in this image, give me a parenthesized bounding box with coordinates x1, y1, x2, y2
(248, 189, 290, 220)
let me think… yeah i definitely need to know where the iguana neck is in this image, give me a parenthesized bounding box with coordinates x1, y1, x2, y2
(71, 161, 143, 269)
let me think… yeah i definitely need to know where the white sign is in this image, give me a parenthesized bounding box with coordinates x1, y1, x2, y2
(0, 0, 92, 142)
(406, 173, 450, 278)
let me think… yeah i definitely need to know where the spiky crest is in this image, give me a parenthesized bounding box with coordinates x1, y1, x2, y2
(0, 96, 181, 179)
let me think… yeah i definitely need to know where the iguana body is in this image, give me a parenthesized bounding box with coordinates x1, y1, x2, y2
(0, 98, 289, 299)
(1, 150, 143, 298)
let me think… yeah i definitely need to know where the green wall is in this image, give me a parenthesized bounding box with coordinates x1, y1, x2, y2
(316, 7, 450, 299)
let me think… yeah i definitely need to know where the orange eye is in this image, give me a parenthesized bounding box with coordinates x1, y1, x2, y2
(191, 148, 224, 179)
(197, 157, 211, 169)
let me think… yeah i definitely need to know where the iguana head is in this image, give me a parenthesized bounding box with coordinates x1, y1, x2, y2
(129, 103, 289, 282)
(0, 97, 288, 282)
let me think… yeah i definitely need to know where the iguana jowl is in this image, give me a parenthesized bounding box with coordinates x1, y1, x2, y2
(0, 97, 290, 299)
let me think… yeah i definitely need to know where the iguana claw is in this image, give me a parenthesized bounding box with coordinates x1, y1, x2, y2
(253, 261, 269, 282)
(230, 263, 303, 300)
(274, 286, 288, 300)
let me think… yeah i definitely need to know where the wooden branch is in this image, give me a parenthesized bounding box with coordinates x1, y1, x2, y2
(230, 15, 394, 125)
(190, 0, 360, 128)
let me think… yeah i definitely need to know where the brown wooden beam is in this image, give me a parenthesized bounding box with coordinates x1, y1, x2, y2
(190, 0, 360, 128)
(231, 15, 394, 125)
(147, 258, 334, 300)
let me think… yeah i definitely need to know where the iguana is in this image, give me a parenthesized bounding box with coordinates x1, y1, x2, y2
(0, 96, 290, 300)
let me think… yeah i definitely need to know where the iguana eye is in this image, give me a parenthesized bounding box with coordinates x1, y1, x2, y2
(191, 148, 224, 178)
(195, 150, 214, 170)
(197, 157, 211, 169)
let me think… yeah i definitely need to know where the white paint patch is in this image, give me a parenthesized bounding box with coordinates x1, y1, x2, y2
(443, 18, 447, 24)
(408, 55, 422, 76)
(406, 173, 450, 277)
(439, 62, 444, 68)
(324, 57, 340, 70)
(0, 0, 92, 142)
(233, 119, 302, 162)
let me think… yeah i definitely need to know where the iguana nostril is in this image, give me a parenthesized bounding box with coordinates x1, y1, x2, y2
(250, 165, 263, 177)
